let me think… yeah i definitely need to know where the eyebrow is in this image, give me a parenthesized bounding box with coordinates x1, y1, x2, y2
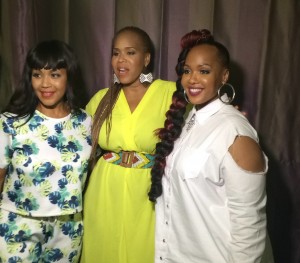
(113, 47, 136, 50)
(184, 63, 211, 67)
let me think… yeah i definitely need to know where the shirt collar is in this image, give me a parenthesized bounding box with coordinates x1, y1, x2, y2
(192, 96, 227, 124)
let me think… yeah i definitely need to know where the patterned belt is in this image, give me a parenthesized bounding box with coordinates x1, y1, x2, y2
(102, 151, 155, 168)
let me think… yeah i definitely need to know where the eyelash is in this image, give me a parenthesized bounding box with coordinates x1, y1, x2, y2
(183, 69, 210, 74)
(31, 72, 61, 78)
(200, 70, 210, 74)
(51, 73, 60, 78)
(112, 51, 136, 56)
(32, 73, 40, 78)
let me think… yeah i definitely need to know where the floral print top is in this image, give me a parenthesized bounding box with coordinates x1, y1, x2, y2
(0, 109, 92, 217)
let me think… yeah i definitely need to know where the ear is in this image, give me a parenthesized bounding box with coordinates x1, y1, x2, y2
(222, 69, 229, 84)
(144, 53, 151, 67)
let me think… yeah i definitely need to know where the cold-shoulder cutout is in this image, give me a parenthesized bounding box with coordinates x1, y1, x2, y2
(228, 136, 265, 173)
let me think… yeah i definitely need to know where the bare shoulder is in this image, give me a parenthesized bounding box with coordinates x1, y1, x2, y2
(228, 136, 265, 173)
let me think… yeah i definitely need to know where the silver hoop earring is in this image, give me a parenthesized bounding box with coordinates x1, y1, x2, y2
(217, 83, 236, 104)
(183, 90, 190, 103)
(113, 73, 120, 84)
(139, 72, 153, 83)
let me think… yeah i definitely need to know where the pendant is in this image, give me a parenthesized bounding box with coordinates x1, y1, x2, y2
(186, 113, 196, 132)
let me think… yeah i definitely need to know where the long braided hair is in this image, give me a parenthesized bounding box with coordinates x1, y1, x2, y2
(148, 29, 229, 202)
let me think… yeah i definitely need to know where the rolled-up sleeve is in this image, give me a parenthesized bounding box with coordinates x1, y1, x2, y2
(222, 151, 267, 263)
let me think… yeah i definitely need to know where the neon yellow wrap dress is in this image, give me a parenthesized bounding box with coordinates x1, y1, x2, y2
(81, 80, 176, 263)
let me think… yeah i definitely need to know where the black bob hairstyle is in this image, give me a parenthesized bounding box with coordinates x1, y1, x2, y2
(2, 40, 86, 120)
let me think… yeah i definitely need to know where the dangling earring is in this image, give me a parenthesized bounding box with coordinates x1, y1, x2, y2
(139, 72, 153, 83)
(113, 73, 120, 84)
(217, 83, 236, 104)
(183, 90, 190, 103)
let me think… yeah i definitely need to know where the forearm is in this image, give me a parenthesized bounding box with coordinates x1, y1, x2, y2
(223, 152, 267, 263)
(0, 168, 6, 193)
(228, 195, 266, 262)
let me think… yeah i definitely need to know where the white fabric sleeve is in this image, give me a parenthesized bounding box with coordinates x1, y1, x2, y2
(222, 151, 268, 263)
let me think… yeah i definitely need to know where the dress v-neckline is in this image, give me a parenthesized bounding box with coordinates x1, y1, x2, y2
(120, 83, 153, 115)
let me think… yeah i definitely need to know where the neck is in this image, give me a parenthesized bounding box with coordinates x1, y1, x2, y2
(123, 82, 149, 90)
(195, 94, 218, 111)
(36, 102, 71, 118)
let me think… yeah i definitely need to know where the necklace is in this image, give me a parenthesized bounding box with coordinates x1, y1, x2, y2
(186, 113, 196, 132)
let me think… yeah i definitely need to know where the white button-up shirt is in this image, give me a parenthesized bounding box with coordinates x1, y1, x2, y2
(155, 98, 268, 263)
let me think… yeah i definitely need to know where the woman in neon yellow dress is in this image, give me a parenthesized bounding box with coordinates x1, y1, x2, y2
(80, 27, 176, 263)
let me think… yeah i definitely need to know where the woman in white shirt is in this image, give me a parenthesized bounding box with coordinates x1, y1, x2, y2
(149, 29, 272, 262)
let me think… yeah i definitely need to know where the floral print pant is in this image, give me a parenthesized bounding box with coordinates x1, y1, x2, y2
(0, 209, 83, 263)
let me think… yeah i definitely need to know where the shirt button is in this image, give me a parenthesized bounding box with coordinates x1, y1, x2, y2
(163, 239, 166, 242)
(160, 256, 163, 260)
(165, 221, 168, 225)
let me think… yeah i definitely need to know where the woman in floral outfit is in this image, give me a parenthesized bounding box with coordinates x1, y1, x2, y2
(0, 40, 92, 263)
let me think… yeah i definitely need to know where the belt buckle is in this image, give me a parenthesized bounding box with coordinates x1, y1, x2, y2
(120, 151, 135, 167)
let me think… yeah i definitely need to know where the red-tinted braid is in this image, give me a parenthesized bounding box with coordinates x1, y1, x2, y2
(180, 29, 213, 49)
(148, 79, 187, 202)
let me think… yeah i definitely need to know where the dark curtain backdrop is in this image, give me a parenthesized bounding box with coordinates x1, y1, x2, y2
(1, 1, 299, 262)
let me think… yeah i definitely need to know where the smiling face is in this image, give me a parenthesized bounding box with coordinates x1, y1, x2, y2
(31, 68, 68, 114)
(181, 44, 229, 108)
(111, 31, 150, 86)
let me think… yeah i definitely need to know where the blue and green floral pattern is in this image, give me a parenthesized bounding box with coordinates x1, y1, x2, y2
(0, 110, 92, 216)
(0, 210, 83, 262)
